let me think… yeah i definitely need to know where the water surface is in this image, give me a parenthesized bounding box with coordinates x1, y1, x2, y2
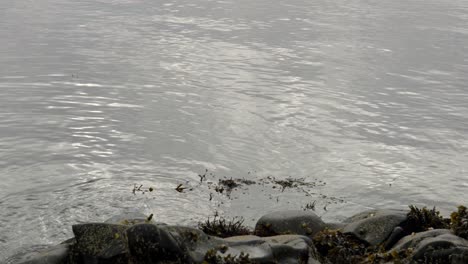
(1, 0, 468, 260)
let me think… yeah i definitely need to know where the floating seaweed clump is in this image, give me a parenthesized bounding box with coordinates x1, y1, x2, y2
(312, 229, 368, 264)
(198, 215, 251, 238)
(405, 205, 449, 232)
(451, 205, 468, 239)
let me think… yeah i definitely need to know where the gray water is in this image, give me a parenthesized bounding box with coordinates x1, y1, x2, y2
(1, 0, 468, 260)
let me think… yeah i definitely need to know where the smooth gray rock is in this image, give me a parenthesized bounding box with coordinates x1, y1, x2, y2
(207, 234, 321, 263)
(263, 235, 320, 264)
(151, 225, 322, 263)
(254, 210, 326, 237)
(390, 229, 468, 263)
(392, 229, 452, 251)
(343, 209, 408, 246)
(411, 233, 468, 262)
(14, 244, 70, 264)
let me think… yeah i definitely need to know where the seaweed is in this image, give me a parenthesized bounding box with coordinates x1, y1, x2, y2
(312, 229, 368, 264)
(302, 201, 317, 211)
(219, 178, 240, 191)
(405, 205, 449, 233)
(363, 249, 412, 264)
(451, 205, 468, 239)
(203, 248, 254, 264)
(198, 215, 251, 238)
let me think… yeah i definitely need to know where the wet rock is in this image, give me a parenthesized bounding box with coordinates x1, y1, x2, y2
(392, 229, 452, 251)
(213, 236, 275, 263)
(254, 210, 326, 237)
(14, 243, 70, 264)
(71, 223, 129, 263)
(383, 226, 405, 250)
(145, 226, 323, 263)
(126, 223, 190, 263)
(343, 209, 408, 246)
(208, 234, 322, 263)
(391, 229, 468, 263)
(263, 235, 321, 264)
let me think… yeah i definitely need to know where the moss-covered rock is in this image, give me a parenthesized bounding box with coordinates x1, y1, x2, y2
(70, 223, 129, 263)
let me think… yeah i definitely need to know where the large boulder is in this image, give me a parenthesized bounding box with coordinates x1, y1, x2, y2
(342, 209, 408, 246)
(390, 229, 468, 263)
(254, 210, 326, 237)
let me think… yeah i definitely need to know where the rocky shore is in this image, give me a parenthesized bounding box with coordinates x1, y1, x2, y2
(9, 205, 468, 264)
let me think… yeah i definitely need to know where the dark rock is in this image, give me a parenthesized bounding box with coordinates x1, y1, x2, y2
(342, 209, 408, 246)
(214, 236, 275, 263)
(254, 210, 326, 237)
(126, 223, 190, 263)
(159, 225, 221, 263)
(383, 226, 405, 250)
(263, 235, 320, 264)
(392, 229, 452, 251)
(218, 234, 322, 263)
(390, 229, 468, 263)
(142, 225, 323, 263)
(71, 223, 129, 263)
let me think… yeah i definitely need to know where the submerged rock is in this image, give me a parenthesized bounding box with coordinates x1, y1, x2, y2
(343, 209, 408, 246)
(14, 243, 70, 264)
(254, 210, 326, 237)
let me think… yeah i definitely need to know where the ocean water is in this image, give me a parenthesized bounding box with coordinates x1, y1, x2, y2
(1, 0, 468, 260)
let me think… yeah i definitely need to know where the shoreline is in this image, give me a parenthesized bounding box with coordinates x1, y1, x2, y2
(9, 205, 468, 264)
